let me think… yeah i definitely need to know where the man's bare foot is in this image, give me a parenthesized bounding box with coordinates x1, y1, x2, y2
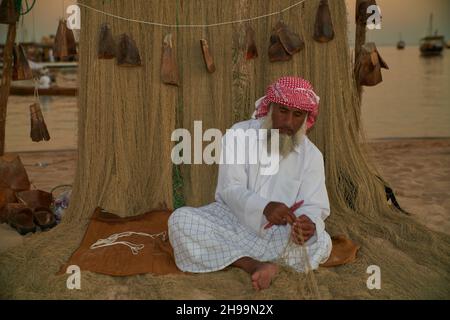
(251, 263, 278, 291)
(231, 257, 279, 291)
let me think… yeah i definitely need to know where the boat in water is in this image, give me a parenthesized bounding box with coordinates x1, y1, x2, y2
(420, 35, 445, 56)
(397, 40, 405, 50)
(397, 33, 405, 50)
(1, 60, 78, 96)
(420, 14, 445, 56)
(10, 85, 77, 96)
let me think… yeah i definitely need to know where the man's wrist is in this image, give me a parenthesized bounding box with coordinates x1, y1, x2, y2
(262, 201, 272, 217)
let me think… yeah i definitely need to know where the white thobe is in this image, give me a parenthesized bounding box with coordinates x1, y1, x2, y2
(168, 119, 332, 273)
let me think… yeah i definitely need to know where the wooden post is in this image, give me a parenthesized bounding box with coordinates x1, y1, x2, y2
(354, 0, 368, 98)
(0, 22, 17, 156)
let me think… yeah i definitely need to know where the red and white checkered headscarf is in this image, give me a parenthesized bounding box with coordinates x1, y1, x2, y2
(254, 76, 320, 130)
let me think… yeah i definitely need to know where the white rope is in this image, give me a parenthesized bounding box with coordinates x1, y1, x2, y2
(77, 0, 307, 28)
(90, 231, 168, 255)
(278, 221, 322, 299)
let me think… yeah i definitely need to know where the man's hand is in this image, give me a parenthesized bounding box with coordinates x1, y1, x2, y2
(263, 202, 297, 226)
(291, 215, 316, 244)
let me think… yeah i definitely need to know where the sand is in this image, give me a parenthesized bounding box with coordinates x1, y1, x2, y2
(0, 139, 449, 298)
(366, 139, 450, 236)
(0, 150, 76, 254)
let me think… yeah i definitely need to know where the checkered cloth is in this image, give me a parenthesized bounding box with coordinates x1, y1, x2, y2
(168, 201, 332, 273)
(254, 77, 320, 130)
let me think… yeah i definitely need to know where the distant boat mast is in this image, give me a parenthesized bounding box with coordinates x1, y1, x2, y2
(397, 33, 405, 49)
(420, 13, 444, 56)
(427, 13, 433, 36)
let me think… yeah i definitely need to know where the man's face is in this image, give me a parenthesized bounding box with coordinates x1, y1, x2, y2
(271, 103, 308, 136)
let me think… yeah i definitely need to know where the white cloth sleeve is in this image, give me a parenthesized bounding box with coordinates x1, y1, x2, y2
(215, 135, 270, 235)
(293, 149, 330, 245)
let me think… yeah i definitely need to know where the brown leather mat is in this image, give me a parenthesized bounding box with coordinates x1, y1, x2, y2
(60, 207, 359, 276)
(59, 207, 182, 276)
(321, 235, 360, 268)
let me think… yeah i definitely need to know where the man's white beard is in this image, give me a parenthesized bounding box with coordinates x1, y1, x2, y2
(261, 109, 307, 158)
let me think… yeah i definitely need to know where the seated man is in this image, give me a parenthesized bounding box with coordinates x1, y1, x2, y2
(169, 76, 332, 291)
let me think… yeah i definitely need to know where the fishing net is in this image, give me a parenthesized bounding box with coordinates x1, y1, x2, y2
(0, 0, 448, 299)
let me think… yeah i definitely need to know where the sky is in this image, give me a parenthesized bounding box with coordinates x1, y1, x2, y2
(1, 0, 450, 46)
(346, 0, 450, 45)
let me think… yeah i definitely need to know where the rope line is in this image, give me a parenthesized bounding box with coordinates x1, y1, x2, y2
(90, 231, 168, 255)
(77, 0, 307, 28)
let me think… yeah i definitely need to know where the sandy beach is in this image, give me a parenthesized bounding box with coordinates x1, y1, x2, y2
(367, 139, 450, 236)
(0, 150, 75, 253)
(1, 138, 449, 253)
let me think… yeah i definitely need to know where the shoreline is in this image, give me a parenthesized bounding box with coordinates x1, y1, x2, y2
(7, 136, 450, 154)
(1, 137, 449, 254)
